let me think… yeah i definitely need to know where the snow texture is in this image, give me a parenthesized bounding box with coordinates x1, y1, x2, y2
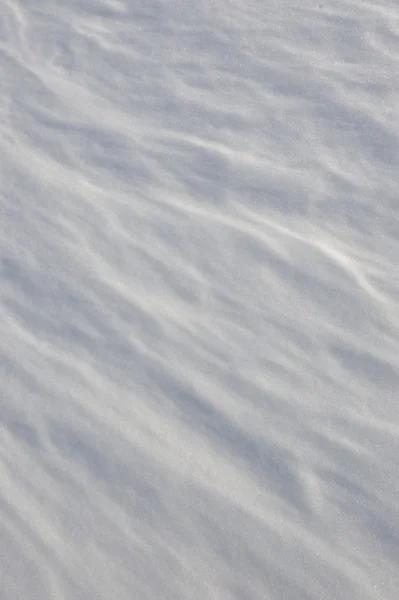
(1, 0, 399, 598)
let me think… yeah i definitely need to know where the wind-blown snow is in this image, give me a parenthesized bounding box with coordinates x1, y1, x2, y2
(1, 0, 399, 598)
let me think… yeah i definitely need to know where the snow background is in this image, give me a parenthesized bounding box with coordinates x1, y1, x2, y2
(1, 0, 399, 598)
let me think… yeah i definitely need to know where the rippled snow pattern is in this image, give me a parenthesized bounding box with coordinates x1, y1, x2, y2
(1, 0, 399, 598)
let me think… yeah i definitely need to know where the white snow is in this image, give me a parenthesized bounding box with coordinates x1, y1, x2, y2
(1, 0, 399, 598)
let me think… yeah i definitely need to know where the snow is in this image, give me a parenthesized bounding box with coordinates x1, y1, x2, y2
(1, 0, 399, 598)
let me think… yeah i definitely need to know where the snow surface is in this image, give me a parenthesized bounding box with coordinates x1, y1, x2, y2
(1, 0, 399, 598)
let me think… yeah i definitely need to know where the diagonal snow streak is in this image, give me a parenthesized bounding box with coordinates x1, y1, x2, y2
(1, 0, 399, 598)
